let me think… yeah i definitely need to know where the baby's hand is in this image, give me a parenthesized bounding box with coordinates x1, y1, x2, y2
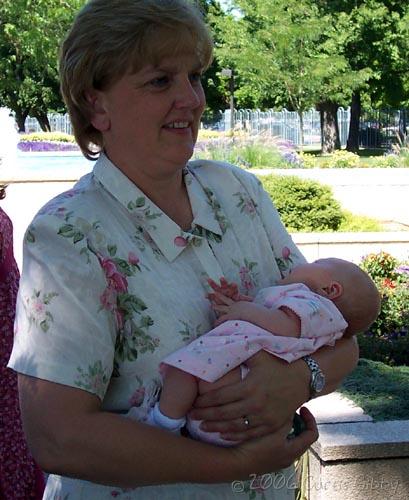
(207, 277, 253, 304)
(212, 294, 257, 326)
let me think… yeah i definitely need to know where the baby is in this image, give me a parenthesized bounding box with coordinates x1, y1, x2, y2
(147, 257, 380, 443)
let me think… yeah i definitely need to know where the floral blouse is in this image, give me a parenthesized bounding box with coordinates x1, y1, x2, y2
(9, 154, 305, 499)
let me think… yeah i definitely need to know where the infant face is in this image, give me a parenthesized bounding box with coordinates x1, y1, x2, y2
(278, 261, 335, 291)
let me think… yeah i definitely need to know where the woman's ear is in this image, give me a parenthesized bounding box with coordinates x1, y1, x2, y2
(322, 281, 343, 299)
(85, 90, 110, 132)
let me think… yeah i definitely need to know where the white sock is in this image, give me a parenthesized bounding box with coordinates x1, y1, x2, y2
(146, 402, 186, 434)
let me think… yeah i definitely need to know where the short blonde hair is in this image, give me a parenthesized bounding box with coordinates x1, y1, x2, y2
(59, 0, 213, 160)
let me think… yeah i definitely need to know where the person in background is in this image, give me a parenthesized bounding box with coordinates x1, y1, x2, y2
(8, 1, 358, 498)
(0, 184, 45, 499)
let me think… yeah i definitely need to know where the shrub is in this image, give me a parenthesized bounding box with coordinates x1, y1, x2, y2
(194, 136, 298, 168)
(19, 132, 76, 143)
(260, 174, 345, 231)
(338, 211, 383, 232)
(321, 150, 361, 168)
(376, 154, 402, 168)
(299, 152, 318, 169)
(358, 252, 409, 365)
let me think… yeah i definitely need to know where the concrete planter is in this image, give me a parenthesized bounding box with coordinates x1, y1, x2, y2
(293, 231, 409, 264)
(304, 393, 409, 500)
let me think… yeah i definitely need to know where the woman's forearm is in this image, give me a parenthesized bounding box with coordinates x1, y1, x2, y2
(290, 336, 359, 407)
(19, 375, 236, 488)
(311, 336, 359, 395)
(47, 411, 235, 487)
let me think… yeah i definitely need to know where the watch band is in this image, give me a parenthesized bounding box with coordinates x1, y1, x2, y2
(302, 355, 325, 399)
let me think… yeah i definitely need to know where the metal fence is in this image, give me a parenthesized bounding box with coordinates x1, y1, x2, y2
(25, 107, 408, 149)
(26, 114, 73, 135)
(219, 108, 350, 147)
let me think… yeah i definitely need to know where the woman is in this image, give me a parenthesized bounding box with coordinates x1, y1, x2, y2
(8, 1, 358, 498)
(0, 185, 45, 499)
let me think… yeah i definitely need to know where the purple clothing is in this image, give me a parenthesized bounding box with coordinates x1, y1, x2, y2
(0, 207, 45, 499)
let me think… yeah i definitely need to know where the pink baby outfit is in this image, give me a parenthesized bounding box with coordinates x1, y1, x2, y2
(162, 283, 347, 444)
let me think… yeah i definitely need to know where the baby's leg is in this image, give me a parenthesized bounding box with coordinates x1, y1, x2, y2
(159, 365, 198, 419)
(197, 366, 242, 396)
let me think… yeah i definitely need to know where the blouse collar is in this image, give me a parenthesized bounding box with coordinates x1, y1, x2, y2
(93, 153, 223, 262)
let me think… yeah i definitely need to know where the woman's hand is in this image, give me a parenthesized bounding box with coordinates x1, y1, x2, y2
(229, 407, 318, 477)
(190, 351, 310, 440)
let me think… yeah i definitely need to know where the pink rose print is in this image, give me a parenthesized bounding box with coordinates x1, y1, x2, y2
(101, 257, 128, 292)
(282, 246, 291, 260)
(174, 236, 188, 247)
(100, 288, 116, 311)
(33, 300, 45, 314)
(129, 387, 145, 407)
(239, 266, 254, 291)
(128, 251, 140, 265)
(115, 310, 125, 330)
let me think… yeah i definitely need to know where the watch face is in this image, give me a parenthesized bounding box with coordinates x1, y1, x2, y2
(313, 372, 325, 393)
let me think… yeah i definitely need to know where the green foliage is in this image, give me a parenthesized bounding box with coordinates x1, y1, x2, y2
(376, 154, 403, 168)
(320, 150, 361, 168)
(19, 132, 76, 143)
(196, 140, 287, 168)
(338, 211, 383, 232)
(360, 251, 400, 281)
(339, 359, 409, 420)
(211, 0, 365, 113)
(0, 0, 85, 130)
(259, 174, 345, 231)
(359, 252, 409, 358)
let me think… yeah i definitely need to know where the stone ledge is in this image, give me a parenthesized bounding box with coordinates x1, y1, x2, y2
(312, 420, 409, 461)
(304, 392, 409, 462)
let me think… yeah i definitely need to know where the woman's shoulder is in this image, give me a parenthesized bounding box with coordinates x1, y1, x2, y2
(187, 159, 262, 191)
(31, 173, 95, 225)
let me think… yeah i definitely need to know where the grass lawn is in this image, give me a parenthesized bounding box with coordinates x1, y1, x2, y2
(339, 358, 409, 421)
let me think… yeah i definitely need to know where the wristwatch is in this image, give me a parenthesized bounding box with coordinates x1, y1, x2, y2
(302, 355, 325, 399)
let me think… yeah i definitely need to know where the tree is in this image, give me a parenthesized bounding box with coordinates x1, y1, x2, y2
(317, 1, 409, 152)
(0, 0, 84, 131)
(210, 0, 368, 152)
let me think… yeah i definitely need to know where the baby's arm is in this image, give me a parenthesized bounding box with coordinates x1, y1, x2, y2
(211, 292, 301, 338)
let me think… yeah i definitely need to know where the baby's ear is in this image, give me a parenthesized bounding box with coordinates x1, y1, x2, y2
(323, 280, 343, 299)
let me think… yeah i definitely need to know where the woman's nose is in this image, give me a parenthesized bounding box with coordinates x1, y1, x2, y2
(174, 78, 203, 109)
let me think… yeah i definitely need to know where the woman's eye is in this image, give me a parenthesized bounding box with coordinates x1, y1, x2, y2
(149, 76, 170, 88)
(189, 72, 202, 84)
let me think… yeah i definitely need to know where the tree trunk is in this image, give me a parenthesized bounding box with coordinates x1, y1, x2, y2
(34, 112, 51, 132)
(346, 91, 361, 152)
(298, 110, 304, 151)
(14, 108, 29, 132)
(398, 108, 407, 143)
(317, 101, 340, 154)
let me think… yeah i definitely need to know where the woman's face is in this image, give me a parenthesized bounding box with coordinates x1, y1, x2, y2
(90, 52, 206, 182)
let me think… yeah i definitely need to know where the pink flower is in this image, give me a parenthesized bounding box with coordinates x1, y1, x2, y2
(101, 257, 118, 278)
(115, 309, 125, 330)
(109, 272, 128, 292)
(129, 387, 145, 407)
(100, 288, 116, 311)
(282, 246, 291, 260)
(174, 236, 188, 247)
(128, 251, 140, 265)
(33, 301, 45, 314)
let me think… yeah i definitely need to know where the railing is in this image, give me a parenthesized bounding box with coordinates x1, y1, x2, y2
(24, 107, 408, 149)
